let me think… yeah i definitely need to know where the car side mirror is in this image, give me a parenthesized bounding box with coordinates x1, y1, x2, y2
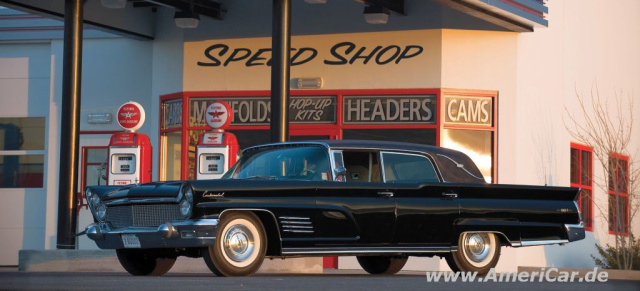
(334, 166, 347, 181)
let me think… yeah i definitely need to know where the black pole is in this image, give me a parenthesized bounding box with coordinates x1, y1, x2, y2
(56, 0, 83, 249)
(270, 0, 291, 142)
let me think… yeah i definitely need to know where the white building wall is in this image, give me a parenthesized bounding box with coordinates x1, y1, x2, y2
(0, 43, 51, 265)
(513, 0, 640, 270)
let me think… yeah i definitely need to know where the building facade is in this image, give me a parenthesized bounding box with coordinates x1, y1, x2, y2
(0, 0, 639, 271)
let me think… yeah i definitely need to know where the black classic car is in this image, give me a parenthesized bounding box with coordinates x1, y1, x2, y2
(84, 140, 585, 276)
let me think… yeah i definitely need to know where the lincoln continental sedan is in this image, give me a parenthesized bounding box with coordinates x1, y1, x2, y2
(83, 140, 585, 276)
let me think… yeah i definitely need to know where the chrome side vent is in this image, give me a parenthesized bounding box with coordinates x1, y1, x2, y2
(279, 216, 314, 233)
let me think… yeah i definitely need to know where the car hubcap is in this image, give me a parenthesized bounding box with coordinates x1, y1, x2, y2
(464, 233, 491, 263)
(223, 225, 255, 262)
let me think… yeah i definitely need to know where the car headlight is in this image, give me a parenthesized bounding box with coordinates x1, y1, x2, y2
(96, 204, 106, 220)
(185, 186, 193, 202)
(90, 194, 101, 207)
(180, 199, 192, 218)
(85, 188, 93, 201)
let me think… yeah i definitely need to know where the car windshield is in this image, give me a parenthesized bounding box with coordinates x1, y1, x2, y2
(224, 146, 332, 181)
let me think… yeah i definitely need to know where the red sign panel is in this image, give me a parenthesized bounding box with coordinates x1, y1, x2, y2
(117, 102, 145, 131)
(205, 100, 232, 129)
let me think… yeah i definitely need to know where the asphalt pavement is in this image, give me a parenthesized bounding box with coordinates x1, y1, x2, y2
(0, 270, 638, 291)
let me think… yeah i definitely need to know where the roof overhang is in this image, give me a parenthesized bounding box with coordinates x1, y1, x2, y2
(432, 0, 548, 32)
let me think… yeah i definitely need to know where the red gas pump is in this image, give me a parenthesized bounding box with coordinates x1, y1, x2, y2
(195, 101, 239, 180)
(107, 101, 152, 186)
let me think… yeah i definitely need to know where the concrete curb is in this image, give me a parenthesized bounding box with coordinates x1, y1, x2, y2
(19, 250, 322, 274)
(517, 266, 640, 281)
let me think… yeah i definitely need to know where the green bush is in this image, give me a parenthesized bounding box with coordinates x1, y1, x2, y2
(591, 236, 640, 270)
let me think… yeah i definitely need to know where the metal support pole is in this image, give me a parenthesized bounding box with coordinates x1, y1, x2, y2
(270, 0, 291, 142)
(56, 0, 84, 249)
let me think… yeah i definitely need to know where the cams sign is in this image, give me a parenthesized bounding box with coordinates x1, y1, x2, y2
(343, 95, 436, 124)
(444, 96, 493, 126)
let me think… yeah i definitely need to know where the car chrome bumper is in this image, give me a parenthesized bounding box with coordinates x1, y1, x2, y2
(564, 222, 586, 242)
(85, 219, 219, 249)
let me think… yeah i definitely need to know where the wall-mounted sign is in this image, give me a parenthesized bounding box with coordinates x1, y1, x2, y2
(117, 101, 145, 132)
(196, 42, 424, 68)
(205, 100, 232, 129)
(444, 96, 493, 126)
(163, 99, 182, 129)
(342, 95, 436, 125)
(190, 96, 336, 126)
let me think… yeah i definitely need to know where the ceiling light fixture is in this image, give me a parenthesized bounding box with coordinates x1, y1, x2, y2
(363, 5, 390, 24)
(174, 2, 200, 29)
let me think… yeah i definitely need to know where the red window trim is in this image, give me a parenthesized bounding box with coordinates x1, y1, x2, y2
(608, 153, 630, 236)
(570, 142, 593, 232)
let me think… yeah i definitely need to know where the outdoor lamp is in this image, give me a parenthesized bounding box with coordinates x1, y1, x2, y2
(364, 5, 390, 24)
(174, 9, 200, 29)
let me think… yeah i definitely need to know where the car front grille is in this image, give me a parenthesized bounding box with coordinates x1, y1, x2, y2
(106, 204, 185, 228)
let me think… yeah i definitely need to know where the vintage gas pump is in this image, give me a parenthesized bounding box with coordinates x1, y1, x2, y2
(195, 100, 239, 180)
(108, 101, 152, 186)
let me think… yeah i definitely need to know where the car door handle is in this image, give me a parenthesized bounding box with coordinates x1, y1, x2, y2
(377, 191, 394, 198)
(442, 192, 458, 199)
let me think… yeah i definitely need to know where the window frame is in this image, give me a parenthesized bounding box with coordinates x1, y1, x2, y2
(0, 117, 47, 189)
(379, 151, 440, 183)
(570, 142, 593, 232)
(608, 153, 630, 236)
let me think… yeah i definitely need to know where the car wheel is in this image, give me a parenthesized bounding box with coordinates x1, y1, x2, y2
(203, 212, 267, 277)
(356, 256, 408, 275)
(445, 232, 501, 276)
(116, 249, 176, 276)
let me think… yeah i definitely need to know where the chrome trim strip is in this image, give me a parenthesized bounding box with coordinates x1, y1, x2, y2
(281, 221, 312, 225)
(282, 225, 313, 229)
(283, 229, 314, 233)
(282, 246, 452, 255)
(279, 216, 310, 220)
(520, 239, 569, 247)
(99, 219, 220, 235)
(564, 222, 584, 230)
(105, 197, 180, 206)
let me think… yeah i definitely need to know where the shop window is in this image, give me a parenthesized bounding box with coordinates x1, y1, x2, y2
(161, 131, 182, 181)
(442, 129, 493, 183)
(570, 143, 593, 231)
(226, 130, 271, 150)
(381, 152, 438, 183)
(0, 117, 46, 188)
(608, 154, 629, 235)
(343, 129, 436, 146)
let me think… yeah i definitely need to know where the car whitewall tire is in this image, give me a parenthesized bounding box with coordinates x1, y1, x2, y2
(445, 232, 501, 276)
(203, 212, 267, 277)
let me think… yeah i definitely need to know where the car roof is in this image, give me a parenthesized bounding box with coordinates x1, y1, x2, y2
(244, 139, 462, 156)
(243, 140, 487, 184)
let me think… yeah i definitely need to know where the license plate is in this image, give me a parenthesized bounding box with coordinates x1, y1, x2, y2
(121, 234, 141, 248)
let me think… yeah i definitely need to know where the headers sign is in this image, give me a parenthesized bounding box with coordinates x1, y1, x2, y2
(444, 96, 493, 126)
(190, 96, 336, 126)
(343, 95, 436, 124)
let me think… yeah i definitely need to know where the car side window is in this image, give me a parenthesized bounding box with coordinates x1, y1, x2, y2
(341, 151, 382, 182)
(381, 152, 439, 183)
